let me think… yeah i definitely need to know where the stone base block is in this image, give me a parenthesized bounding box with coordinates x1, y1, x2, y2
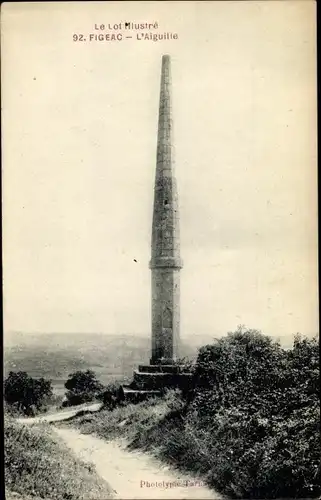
(122, 385, 161, 403)
(133, 369, 193, 391)
(139, 364, 192, 374)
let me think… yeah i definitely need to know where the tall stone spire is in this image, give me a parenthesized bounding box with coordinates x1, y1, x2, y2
(121, 56, 192, 400)
(149, 54, 183, 364)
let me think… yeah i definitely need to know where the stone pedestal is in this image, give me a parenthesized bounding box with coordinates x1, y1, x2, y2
(122, 364, 193, 401)
(121, 385, 162, 403)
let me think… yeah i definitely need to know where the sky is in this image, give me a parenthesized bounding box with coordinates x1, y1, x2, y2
(2, 1, 318, 346)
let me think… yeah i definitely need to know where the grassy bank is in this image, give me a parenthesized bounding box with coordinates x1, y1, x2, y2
(5, 416, 113, 500)
(71, 330, 320, 499)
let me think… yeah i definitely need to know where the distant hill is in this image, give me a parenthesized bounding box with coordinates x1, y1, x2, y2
(4, 332, 197, 395)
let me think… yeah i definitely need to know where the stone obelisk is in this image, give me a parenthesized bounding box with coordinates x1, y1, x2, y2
(149, 54, 183, 365)
(122, 56, 192, 399)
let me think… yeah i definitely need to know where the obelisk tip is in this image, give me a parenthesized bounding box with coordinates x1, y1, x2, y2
(162, 54, 171, 64)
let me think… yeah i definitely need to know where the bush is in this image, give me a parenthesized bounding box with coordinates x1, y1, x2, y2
(4, 371, 53, 416)
(189, 328, 321, 498)
(64, 370, 104, 406)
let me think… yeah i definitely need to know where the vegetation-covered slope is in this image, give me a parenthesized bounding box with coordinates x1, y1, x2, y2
(5, 416, 113, 500)
(71, 329, 320, 499)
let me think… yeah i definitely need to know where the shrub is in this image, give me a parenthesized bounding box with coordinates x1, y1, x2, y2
(190, 329, 321, 498)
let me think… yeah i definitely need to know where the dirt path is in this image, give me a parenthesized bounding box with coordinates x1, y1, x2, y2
(16, 403, 103, 425)
(55, 427, 222, 500)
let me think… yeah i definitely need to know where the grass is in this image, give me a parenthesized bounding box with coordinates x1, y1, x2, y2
(5, 415, 113, 500)
(65, 391, 178, 440)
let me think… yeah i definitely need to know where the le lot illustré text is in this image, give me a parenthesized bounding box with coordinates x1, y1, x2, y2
(73, 22, 178, 42)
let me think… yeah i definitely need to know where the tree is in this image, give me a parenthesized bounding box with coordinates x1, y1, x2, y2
(4, 371, 53, 416)
(64, 370, 104, 406)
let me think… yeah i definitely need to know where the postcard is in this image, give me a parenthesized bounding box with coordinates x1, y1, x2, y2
(2, 2, 318, 499)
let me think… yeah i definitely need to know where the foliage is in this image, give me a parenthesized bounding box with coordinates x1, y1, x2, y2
(4, 371, 53, 416)
(4, 416, 112, 499)
(189, 328, 321, 498)
(64, 370, 104, 406)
